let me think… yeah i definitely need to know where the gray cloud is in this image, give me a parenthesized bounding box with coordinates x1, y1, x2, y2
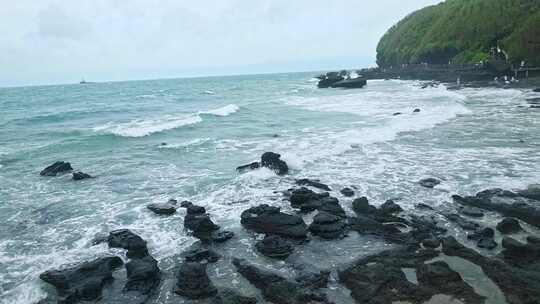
(0, 0, 442, 87)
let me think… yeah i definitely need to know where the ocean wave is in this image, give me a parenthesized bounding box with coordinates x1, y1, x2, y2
(158, 138, 211, 149)
(199, 104, 239, 116)
(93, 115, 202, 137)
(93, 104, 240, 137)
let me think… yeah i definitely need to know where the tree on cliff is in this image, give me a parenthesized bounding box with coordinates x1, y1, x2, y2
(376, 0, 540, 67)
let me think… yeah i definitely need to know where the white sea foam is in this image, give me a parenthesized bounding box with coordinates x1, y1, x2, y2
(94, 105, 239, 137)
(203, 90, 215, 95)
(199, 104, 239, 116)
(158, 138, 211, 149)
(93, 115, 202, 137)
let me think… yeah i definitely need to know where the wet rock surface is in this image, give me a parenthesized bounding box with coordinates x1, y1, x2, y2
(255, 235, 294, 259)
(175, 262, 217, 299)
(419, 177, 441, 188)
(340, 187, 354, 197)
(233, 258, 331, 304)
(124, 255, 160, 295)
(309, 211, 347, 239)
(296, 178, 332, 191)
(236, 151, 288, 175)
(72, 171, 92, 180)
(289, 187, 346, 217)
(107, 229, 149, 258)
(39, 256, 123, 304)
(240, 204, 308, 239)
(40, 161, 73, 176)
(496, 217, 523, 234)
(147, 200, 177, 215)
(453, 187, 540, 227)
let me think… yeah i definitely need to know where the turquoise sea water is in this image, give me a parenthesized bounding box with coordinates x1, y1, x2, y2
(0, 73, 539, 303)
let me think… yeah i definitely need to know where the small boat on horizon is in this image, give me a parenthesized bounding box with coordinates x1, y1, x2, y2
(79, 78, 95, 84)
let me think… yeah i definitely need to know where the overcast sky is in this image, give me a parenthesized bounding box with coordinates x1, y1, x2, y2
(0, 0, 441, 87)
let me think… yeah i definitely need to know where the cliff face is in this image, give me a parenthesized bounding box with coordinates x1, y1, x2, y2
(376, 0, 540, 67)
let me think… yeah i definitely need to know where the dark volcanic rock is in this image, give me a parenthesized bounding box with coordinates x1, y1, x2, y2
(340, 187, 354, 197)
(175, 262, 217, 299)
(182, 246, 220, 263)
(533, 88, 540, 92)
(40, 161, 73, 176)
(211, 289, 257, 304)
(393, 112, 402, 116)
(413, 108, 421, 113)
(453, 188, 540, 227)
(317, 72, 345, 88)
(39, 256, 123, 304)
(255, 235, 294, 259)
(380, 200, 403, 214)
(309, 211, 347, 239)
(330, 77, 367, 89)
(416, 261, 485, 303)
(236, 162, 260, 172)
(232, 258, 330, 304)
(496, 218, 523, 234)
(338, 248, 440, 304)
(124, 255, 160, 295)
(477, 238, 498, 250)
(467, 227, 494, 240)
(289, 187, 345, 217)
(339, 246, 484, 304)
(180, 202, 233, 243)
(443, 213, 480, 231)
(442, 236, 540, 303)
(108, 229, 149, 258)
(461, 206, 484, 218)
(261, 152, 288, 175)
(147, 201, 177, 215)
(422, 238, 441, 248)
(518, 184, 540, 201)
(240, 204, 308, 239)
(296, 179, 331, 191)
(419, 177, 440, 188)
(351, 197, 377, 215)
(72, 171, 92, 181)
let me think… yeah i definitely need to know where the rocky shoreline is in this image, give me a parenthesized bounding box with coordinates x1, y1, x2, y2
(35, 154, 540, 304)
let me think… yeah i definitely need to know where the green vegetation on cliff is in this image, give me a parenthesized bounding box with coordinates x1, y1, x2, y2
(376, 0, 540, 67)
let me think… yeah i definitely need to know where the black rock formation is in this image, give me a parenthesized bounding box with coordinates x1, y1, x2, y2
(40, 161, 73, 176)
(175, 262, 217, 299)
(240, 204, 308, 239)
(255, 235, 294, 259)
(39, 256, 123, 304)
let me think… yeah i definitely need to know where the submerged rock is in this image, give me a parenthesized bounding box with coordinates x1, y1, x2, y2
(232, 258, 330, 304)
(147, 200, 177, 215)
(40, 161, 73, 176)
(419, 177, 441, 188)
(496, 218, 523, 234)
(340, 187, 355, 197)
(255, 235, 294, 259)
(296, 179, 331, 191)
(240, 204, 308, 239)
(443, 213, 480, 231)
(236, 162, 260, 172)
(413, 108, 421, 113)
(261, 152, 288, 175)
(108, 229, 149, 258)
(182, 245, 220, 263)
(210, 289, 257, 304)
(518, 184, 540, 201)
(339, 247, 484, 304)
(124, 255, 160, 295)
(39, 256, 123, 303)
(72, 171, 92, 181)
(442, 236, 540, 303)
(461, 206, 484, 218)
(175, 262, 217, 299)
(309, 211, 347, 239)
